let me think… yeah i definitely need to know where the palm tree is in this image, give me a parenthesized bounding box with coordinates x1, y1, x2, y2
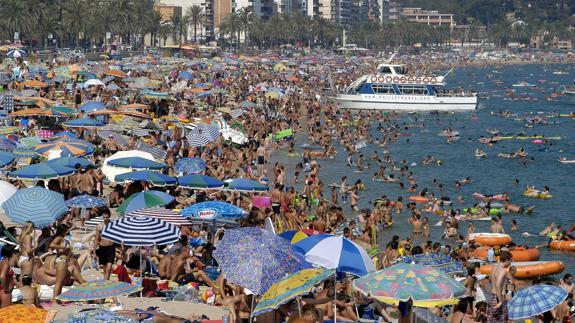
(62, 0, 89, 47)
(0, 0, 32, 43)
(184, 5, 203, 43)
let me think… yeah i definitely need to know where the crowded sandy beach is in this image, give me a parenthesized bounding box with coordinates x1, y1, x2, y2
(0, 45, 572, 323)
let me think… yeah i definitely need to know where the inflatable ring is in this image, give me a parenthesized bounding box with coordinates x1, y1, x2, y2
(370, 76, 377, 83)
(479, 261, 565, 279)
(549, 240, 575, 251)
(378, 76, 385, 83)
(385, 76, 392, 83)
(407, 76, 414, 83)
(468, 233, 511, 247)
(430, 77, 437, 84)
(400, 76, 406, 83)
(474, 246, 540, 262)
(422, 77, 429, 83)
(393, 76, 400, 83)
(415, 77, 422, 83)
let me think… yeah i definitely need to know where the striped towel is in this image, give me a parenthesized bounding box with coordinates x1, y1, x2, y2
(136, 140, 167, 161)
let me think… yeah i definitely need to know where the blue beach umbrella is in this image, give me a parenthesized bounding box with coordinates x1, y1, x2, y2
(226, 178, 269, 192)
(508, 285, 569, 320)
(115, 170, 176, 186)
(8, 163, 75, 180)
(48, 156, 95, 169)
(66, 194, 107, 208)
(181, 201, 247, 221)
(0, 139, 16, 151)
(53, 131, 78, 139)
(179, 71, 193, 80)
(80, 101, 105, 112)
(117, 190, 175, 214)
(240, 101, 256, 108)
(294, 234, 375, 277)
(398, 253, 464, 275)
(178, 174, 224, 189)
(2, 187, 67, 227)
(7, 49, 25, 59)
(107, 157, 166, 170)
(0, 151, 15, 168)
(175, 157, 206, 174)
(12, 147, 38, 158)
(63, 118, 104, 127)
(213, 227, 305, 295)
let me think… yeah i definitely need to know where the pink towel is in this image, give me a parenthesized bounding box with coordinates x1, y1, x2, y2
(252, 196, 271, 208)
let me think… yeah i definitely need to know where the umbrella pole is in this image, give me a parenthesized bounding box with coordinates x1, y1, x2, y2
(249, 294, 255, 323)
(297, 296, 302, 317)
(139, 246, 143, 298)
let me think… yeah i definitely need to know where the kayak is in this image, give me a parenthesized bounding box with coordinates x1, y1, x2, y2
(474, 246, 540, 262)
(479, 261, 565, 279)
(468, 233, 512, 246)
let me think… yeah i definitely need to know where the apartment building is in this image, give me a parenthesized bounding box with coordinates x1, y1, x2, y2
(402, 7, 455, 27)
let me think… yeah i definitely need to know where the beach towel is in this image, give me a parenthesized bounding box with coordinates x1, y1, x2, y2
(113, 264, 132, 284)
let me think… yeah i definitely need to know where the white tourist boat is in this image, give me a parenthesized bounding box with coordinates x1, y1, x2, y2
(333, 63, 478, 111)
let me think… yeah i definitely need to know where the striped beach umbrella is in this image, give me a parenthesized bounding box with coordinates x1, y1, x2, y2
(190, 124, 219, 141)
(294, 234, 375, 277)
(12, 147, 38, 158)
(80, 101, 105, 112)
(35, 140, 95, 158)
(126, 207, 191, 226)
(114, 170, 176, 186)
(7, 163, 75, 180)
(101, 215, 180, 246)
(63, 118, 104, 128)
(178, 174, 224, 189)
(117, 190, 175, 215)
(56, 280, 142, 301)
(0, 139, 16, 151)
(107, 157, 165, 170)
(2, 187, 68, 227)
(7, 49, 25, 59)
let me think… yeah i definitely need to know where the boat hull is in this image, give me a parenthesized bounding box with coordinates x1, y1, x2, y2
(332, 94, 478, 111)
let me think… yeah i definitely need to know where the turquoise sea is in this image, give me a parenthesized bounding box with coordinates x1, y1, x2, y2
(279, 63, 575, 273)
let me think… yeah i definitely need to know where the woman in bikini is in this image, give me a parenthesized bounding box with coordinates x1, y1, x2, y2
(0, 245, 19, 308)
(49, 224, 85, 302)
(17, 221, 35, 282)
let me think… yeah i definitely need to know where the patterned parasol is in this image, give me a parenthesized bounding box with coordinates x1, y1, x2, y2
(56, 279, 142, 301)
(352, 263, 465, 308)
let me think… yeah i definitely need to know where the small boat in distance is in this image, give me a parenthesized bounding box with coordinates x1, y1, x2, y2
(558, 157, 575, 164)
(512, 81, 536, 88)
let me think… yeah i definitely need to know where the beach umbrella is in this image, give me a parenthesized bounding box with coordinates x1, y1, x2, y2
(190, 124, 220, 141)
(104, 69, 128, 78)
(0, 127, 20, 135)
(0, 139, 16, 151)
(64, 117, 104, 127)
(66, 194, 107, 208)
(240, 101, 257, 108)
(0, 304, 51, 323)
(80, 101, 105, 112)
(143, 91, 170, 99)
(21, 80, 48, 88)
(11, 147, 38, 158)
(182, 201, 247, 222)
(19, 136, 42, 148)
(186, 133, 213, 147)
(101, 215, 180, 246)
(279, 230, 312, 245)
(175, 157, 206, 174)
(213, 227, 305, 295)
(49, 106, 76, 116)
(265, 91, 280, 99)
(117, 190, 175, 214)
(508, 284, 569, 320)
(107, 157, 166, 170)
(2, 187, 67, 228)
(7, 49, 25, 59)
(47, 156, 95, 169)
(53, 131, 77, 139)
(126, 207, 191, 226)
(178, 174, 224, 189)
(35, 140, 95, 158)
(226, 178, 269, 192)
(83, 79, 105, 87)
(0, 181, 17, 208)
(352, 263, 465, 308)
(179, 71, 193, 80)
(253, 268, 335, 316)
(294, 234, 375, 277)
(115, 170, 176, 186)
(7, 163, 75, 180)
(398, 253, 464, 275)
(0, 150, 15, 168)
(56, 279, 142, 302)
(102, 150, 156, 182)
(97, 130, 129, 147)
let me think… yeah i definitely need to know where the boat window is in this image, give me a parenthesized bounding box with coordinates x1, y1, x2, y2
(372, 84, 395, 94)
(394, 66, 405, 75)
(398, 85, 428, 95)
(378, 66, 392, 74)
